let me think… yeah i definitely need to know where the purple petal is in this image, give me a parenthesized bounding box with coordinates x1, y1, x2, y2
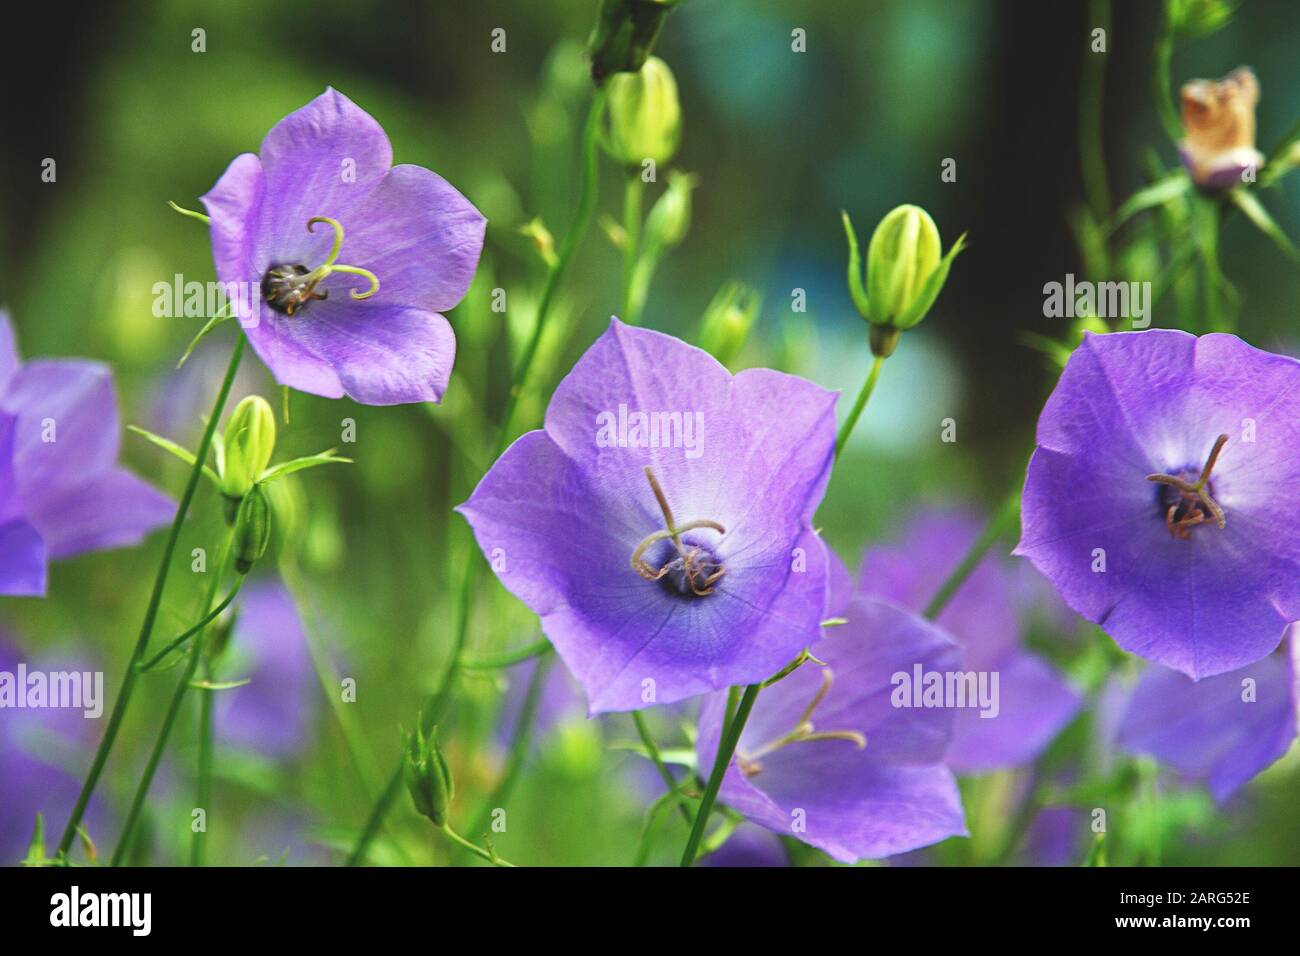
(0, 310, 21, 391)
(29, 467, 173, 560)
(0, 411, 46, 595)
(1116, 634, 1298, 801)
(4, 360, 119, 494)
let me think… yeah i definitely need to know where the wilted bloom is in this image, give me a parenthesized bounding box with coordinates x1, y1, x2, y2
(1116, 630, 1297, 801)
(695, 598, 967, 863)
(1016, 330, 1300, 679)
(202, 89, 486, 405)
(459, 318, 837, 713)
(1179, 67, 1264, 189)
(214, 580, 316, 758)
(588, 0, 680, 82)
(604, 56, 681, 167)
(0, 312, 171, 596)
(842, 204, 965, 357)
(861, 510, 1081, 771)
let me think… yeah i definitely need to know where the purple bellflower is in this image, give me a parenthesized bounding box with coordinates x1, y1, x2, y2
(459, 318, 837, 714)
(1016, 330, 1300, 679)
(214, 580, 316, 758)
(694, 598, 968, 863)
(0, 312, 172, 596)
(1116, 629, 1298, 801)
(861, 509, 1081, 771)
(202, 89, 486, 405)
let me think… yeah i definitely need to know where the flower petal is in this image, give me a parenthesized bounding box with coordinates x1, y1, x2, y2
(27, 467, 172, 560)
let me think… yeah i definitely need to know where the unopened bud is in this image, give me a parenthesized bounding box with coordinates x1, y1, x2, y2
(698, 281, 761, 368)
(588, 0, 680, 83)
(404, 725, 454, 827)
(604, 56, 681, 167)
(644, 170, 696, 250)
(233, 484, 271, 575)
(222, 395, 276, 501)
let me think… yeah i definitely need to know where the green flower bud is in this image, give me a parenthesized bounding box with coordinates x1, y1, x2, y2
(232, 483, 272, 575)
(698, 281, 761, 369)
(1169, 0, 1237, 39)
(404, 725, 454, 827)
(842, 205, 966, 355)
(588, 0, 680, 83)
(604, 56, 681, 168)
(221, 395, 276, 501)
(643, 170, 696, 250)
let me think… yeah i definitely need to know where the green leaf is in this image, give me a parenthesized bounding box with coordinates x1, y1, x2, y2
(177, 306, 235, 368)
(20, 813, 46, 866)
(190, 677, 252, 691)
(127, 425, 220, 486)
(257, 451, 352, 484)
(1229, 188, 1300, 266)
(840, 210, 871, 320)
(1108, 174, 1191, 234)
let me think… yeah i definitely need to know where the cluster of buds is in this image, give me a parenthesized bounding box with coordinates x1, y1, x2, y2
(842, 204, 966, 357)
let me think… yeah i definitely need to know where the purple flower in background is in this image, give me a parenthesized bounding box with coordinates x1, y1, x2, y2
(202, 89, 486, 405)
(1116, 630, 1298, 801)
(0, 312, 172, 596)
(0, 636, 110, 863)
(215, 580, 315, 758)
(494, 654, 586, 752)
(460, 319, 837, 714)
(860, 509, 1081, 771)
(1017, 330, 1300, 679)
(695, 598, 967, 863)
(701, 823, 789, 867)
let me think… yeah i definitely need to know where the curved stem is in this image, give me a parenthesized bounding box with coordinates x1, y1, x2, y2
(679, 682, 760, 866)
(633, 711, 692, 825)
(111, 528, 235, 866)
(344, 85, 607, 868)
(138, 579, 242, 672)
(440, 824, 515, 867)
(834, 353, 885, 459)
(462, 637, 551, 670)
(1153, 1, 1182, 146)
(922, 491, 1021, 620)
(57, 334, 245, 858)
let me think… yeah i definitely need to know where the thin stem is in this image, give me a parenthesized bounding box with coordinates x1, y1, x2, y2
(632, 711, 692, 825)
(622, 172, 644, 323)
(1080, 0, 1112, 221)
(191, 654, 215, 867)
(343, 85, 608, 868)
(138, 579, 242, 672)
(1153, 1, 1182, 146)
(440, 824, 515, 867)
(922, 491, 1021, 620)
(458, 651, 553, 859)
(680, 683, 760, 866)
(834, 353, 885, 460)
(462, 637, 551, 670)
(111, 529, 236, 866)
(57, 334, 245, 858)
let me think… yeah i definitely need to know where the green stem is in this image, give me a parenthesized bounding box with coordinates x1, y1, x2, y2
(1080, 0, 1112, 222)
(922, 491, 1021, 620)
(633, 711, 692, 825)
(1153, 1, 1182, 146)
(440, 824, 515, 867)
(191, 655, 215, 867)
(343, 85, 608, 868)
(138, 579, 242, 672)
(834, 353, 885, 459)
(111, 529, 236, 866)
(458, 651, 553, 859)
(462, 637, 551, 670)
(680, 683, 760, 866)
(621, 172, 644, 323)
(56, 334, 245, 858)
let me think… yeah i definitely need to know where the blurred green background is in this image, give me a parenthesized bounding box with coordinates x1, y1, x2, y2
(1, 0, 1297, 865)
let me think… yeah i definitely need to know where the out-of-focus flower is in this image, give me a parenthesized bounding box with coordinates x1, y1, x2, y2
(459, 318, 837, 713)
(701, 823, 789, 867)
(697, 281, 761, 370)
(1018, 330, 1300, 679)
(201, 89, 486, 404)
(214, 580, 316, 758)
(604, 56, 681, 167)
(1179, 67, 1264, 189)
(861, 509, 1081, 772)
(694, 598, 967, 863)
(0, 312, 172, 596)
(588, 0, 680, 82)
(1116, 630, 1298, 801)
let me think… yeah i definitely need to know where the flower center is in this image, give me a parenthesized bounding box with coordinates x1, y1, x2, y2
(1146, 433, 1229, 540)
(260, 217, 379, 316)
(629, 466, 727, 598)
(736, 668, 866, 778)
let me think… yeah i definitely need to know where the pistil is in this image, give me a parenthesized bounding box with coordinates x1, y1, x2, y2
(261, 217, 380, 316)
(629, 466, 726, 596)
(1146, 433, 1229, 540)
(736, 668, 866, 777)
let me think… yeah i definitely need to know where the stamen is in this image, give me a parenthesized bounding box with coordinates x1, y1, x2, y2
(629, 468, 727, 596)
(261, 217, 381, 316)
(1146, 433, 1229, 539)
(737, 665, 868, 776)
